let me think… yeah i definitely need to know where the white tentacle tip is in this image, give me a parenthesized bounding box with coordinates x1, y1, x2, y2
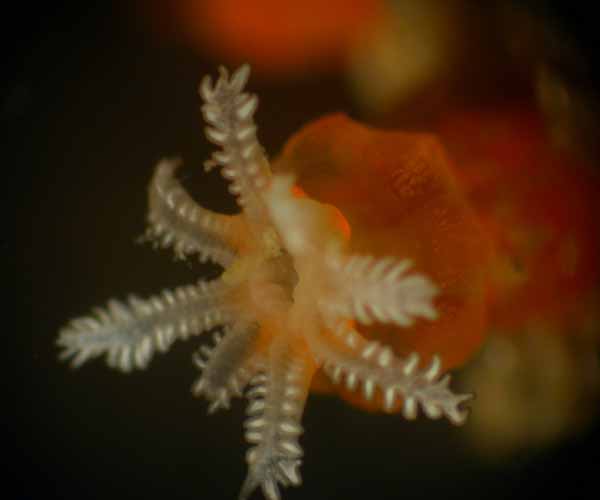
(402, 352, 420, 375)
(453, 393, 475, 421)
(447, 405, 471, 426)
(230, 64, 251, 92)
(236, 95, 259, 122)
(424, 354, 441, 381)
(199, 75, 214, 101)
(402, 396, 418, 420)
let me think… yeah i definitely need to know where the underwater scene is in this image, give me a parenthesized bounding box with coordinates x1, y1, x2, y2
(13, 1, 599, 499)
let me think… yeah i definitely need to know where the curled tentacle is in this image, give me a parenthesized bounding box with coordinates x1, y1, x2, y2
(146, 157, 250, 266)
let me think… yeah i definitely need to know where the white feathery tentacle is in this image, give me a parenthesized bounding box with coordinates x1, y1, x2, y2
(239, 337, 315, 500)
(146, 157, 250, 267)
(322, 254, 438, 327)
(57, 280, 233, 372)
(309, 322, 472, 425)
(192, 321, 266, 413)
(199, 65, 272, 226)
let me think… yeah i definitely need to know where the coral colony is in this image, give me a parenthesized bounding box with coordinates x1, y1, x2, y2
(58, 65, 472, 500)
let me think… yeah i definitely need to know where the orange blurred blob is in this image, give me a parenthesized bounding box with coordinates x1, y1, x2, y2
(172, 0, 385, 77)
(437, 106, 600, 332)
(274, 111, 600, 413)
(275, 114, 492, 386)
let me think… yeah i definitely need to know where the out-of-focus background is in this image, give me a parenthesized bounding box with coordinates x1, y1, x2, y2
(10, 1, 599, 499)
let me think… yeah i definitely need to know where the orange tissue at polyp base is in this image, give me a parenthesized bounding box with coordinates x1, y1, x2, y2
(437, 106, 600, 333)
(273, 114, 493, 407)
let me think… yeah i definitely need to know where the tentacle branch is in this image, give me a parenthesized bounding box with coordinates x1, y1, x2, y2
(308, 322, 472, 425)
(322, 254, 438, 327)
(239, 336, 316, 500)
(192, 321, 266, 413)
(199, 65, 272, 226)
(57, 280, 234, 372)
(146, 158, 250, 267)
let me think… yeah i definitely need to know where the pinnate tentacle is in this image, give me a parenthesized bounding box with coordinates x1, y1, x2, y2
(239, 338, 315, 500)
(146, 157, 249, 266)
(322, 254, 438, 327)
(200, 65, 271, 223)
(309, 322, 472, 425)
(192, 321, 265, 413)
(57, 280, 233, 372)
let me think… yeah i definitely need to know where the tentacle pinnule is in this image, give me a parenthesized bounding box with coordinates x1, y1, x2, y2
(239, 338, 315, 500)
(199, 65, 272, 225)
(146, 157, 250, 266)
(192, 321, 266, 413)
(57, 280, 233, 372)
(309, 323, 472, 425)
(322, 253, 438, 327)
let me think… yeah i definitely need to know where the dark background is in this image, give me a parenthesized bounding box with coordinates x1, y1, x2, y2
(9, 2, 599, 500)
